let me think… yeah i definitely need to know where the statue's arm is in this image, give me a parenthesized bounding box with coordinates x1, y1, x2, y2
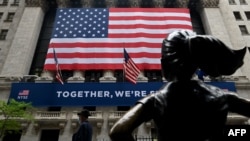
(109, 102, 153, 141)
(227, 92, 250, 117)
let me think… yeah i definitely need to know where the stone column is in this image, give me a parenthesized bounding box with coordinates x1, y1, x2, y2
(23, 1, 53, 83)
(137, 71, 148, 83)
(35, 71, 53, 83)
(19, 122, 39, 141)
(0, 0, 48, 76)
(136, 123, 151, 140)
(57, 109, 74, 141)
(67, 71, 85, 83)
(96, 107, 115, 141)
(197, 0, 243, 76)
(99, 70, 117, 82)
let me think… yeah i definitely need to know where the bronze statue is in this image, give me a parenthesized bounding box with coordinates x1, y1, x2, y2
(109, 30, 250, 141)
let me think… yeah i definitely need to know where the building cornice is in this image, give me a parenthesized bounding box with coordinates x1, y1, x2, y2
(81, 0, 92, 7)
(106, 0, 116, 7)
(235, 82, 250, 89)
(199, 0, 219, 8)
(153, 0, 165, 8)
(56, 0, 71, 8)
(176, 0, 189, 8)
(25, 0, 49, 11)
(129, 0, 141, 7)
(25, 0, 48, 11)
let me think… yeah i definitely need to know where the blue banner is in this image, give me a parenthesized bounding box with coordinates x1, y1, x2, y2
(9, 82, 236, 107)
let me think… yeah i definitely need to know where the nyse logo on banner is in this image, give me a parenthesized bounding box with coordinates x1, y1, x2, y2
(17, 90, 30, 100)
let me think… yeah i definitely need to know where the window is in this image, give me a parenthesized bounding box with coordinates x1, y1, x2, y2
(228, 0, 236, 4)
(145, 70, 163, 82)
(117, 106, 130, 111)
(83, 106, 96, 111)
(239, 0, 247, 5)
(5, 12, 15, 22)
(245, 11, 250, 20)
(239, 25, 249, 35)
(85, 70, 102, 82)
(114, 70, 123, 82)
(233, 11, 242, 20)
(48, 107, 61, 111)
(11, 0, 19, 6)
(0, 13, 3, 19)
(2, 0, 8, 5)
(40, 130, 60, 141)
(2, 130, 22, 141)
(0, 29, 8, 40)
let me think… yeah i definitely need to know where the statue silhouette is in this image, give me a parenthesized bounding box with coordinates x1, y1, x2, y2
(109, 30, 250, 141)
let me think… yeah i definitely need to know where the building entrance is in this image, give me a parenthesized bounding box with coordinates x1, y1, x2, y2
(40, 129, 60, 141)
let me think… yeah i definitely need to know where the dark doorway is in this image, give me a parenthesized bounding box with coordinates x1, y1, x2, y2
(40, 129, 60, 141)
(2, 130, 22, 141)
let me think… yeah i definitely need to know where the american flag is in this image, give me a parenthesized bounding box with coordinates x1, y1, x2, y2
(124, 48, 140, 84)
(44, 8, 192, 70)
(53, 48, 64, 84)
(18, 90, 30, 96)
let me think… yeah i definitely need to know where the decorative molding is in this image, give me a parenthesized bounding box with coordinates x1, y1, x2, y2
(106, 0, 116, 7)
(129, 0, 141, 7)
(25, 0, 49, 11)
(199, 0, 219, 8)
(81, 0, 92, 7)
(56, 0, 70, 8)
(153, 0, 165, 8)
(175, 0, 189, 8)
(115, 0, 131, 7)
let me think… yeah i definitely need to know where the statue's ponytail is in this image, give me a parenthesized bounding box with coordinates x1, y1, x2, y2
(189, 35, 247, 77)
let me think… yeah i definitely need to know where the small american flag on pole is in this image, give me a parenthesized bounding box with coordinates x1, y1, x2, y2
(124, 48, 140, 84)
(53, 48, 64, 85)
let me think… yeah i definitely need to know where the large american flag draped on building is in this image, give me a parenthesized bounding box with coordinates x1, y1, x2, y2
(44, 8, 192, 70)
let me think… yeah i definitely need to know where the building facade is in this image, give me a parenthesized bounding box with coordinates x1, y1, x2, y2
(0, 0, 250, 141)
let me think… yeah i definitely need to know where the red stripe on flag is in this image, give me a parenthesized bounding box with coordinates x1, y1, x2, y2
(49, 42, 161, 48)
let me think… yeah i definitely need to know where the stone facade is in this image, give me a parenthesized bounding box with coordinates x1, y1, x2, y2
(0, 0, 250, 141)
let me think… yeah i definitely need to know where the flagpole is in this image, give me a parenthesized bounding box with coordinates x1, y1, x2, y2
(123, 43, 125, 83)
